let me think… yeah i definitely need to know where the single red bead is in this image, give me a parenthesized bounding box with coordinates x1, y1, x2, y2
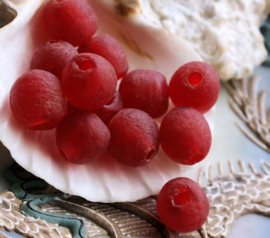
(79, 34, 129, 79)
(30, 40, 77, 80)
(156, 177, 209, 233)
(55, 112, 110, 164)
(43, 0, 98, 46)
(107, 108, 159, 167)
(10, 70, 67, 130)
(169, 61, 220, 113)
(119, 69, 169, 118)
(159, 107, 211, 165)
(62, 53, 117, 110)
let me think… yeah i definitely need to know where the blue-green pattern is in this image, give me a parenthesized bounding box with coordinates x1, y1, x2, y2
(4, 164, 85, 238)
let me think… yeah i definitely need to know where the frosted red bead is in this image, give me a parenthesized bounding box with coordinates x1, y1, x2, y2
(10, 70, 67, 130)
(56, 112, 110, 164)
(62, 53, 117, 110)
(169, 61, 220, 113)
(30, 40, 77, 80)
(159, 107, 212, 165)
(156, 177, 209, 232)
(79, 34, 129, 79)
(119, 69, 169, 118)
(43, 0, 98, 46)
(107, 108, 159, 167)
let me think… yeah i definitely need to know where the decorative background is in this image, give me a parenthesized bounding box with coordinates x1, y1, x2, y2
(0, 1, 270, 238)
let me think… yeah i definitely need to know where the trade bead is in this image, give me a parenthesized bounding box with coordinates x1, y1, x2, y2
(62, 53, 117, 110)
(159, 107, 212, 165)
(169, 61, 220, 113)
(107, 108, 159, 167)
(43, 0, 98, 46)
(156, 177, 209, 233)
(10, 70, 67, 130)
(30, 40, 77, 80)
(119, 69, 169, 118)
(79, 34, 129, 79)
(56, 112, 110, 164)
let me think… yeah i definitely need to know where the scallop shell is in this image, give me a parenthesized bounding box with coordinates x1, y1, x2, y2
(0, 0, 215, 202)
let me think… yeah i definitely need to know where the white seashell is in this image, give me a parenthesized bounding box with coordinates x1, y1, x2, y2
(0, 0, 215, 202)
(105, 0, 269, 81)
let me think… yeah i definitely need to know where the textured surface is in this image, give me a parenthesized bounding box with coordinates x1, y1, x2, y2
(3, 162, 270, 238)
(225, 76, 270, 153)
(0, 191, 72, 237)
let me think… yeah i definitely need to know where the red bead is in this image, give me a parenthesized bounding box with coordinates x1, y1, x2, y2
(56, 112, 110, 164)
(169, 61, 220, 113)
(62, 53, 117, 110)
(156, 177, 209, 233)
(107, 109, 159, 167)
(119, 69, 169, 118)
(30, 40, 77, 80)
(159, 107, 211, 165)
(10, 70, 67, 130)
(43, 0, 98, 46)
(79, 34, 129, 79)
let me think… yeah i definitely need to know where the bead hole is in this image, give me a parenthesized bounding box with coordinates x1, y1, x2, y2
(77, 60, 93, 71)
(173, 186, 190, 206)
(187, 72, 203, 86)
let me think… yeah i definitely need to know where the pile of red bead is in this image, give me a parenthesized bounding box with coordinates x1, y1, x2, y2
(9, 0, 220, 233)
